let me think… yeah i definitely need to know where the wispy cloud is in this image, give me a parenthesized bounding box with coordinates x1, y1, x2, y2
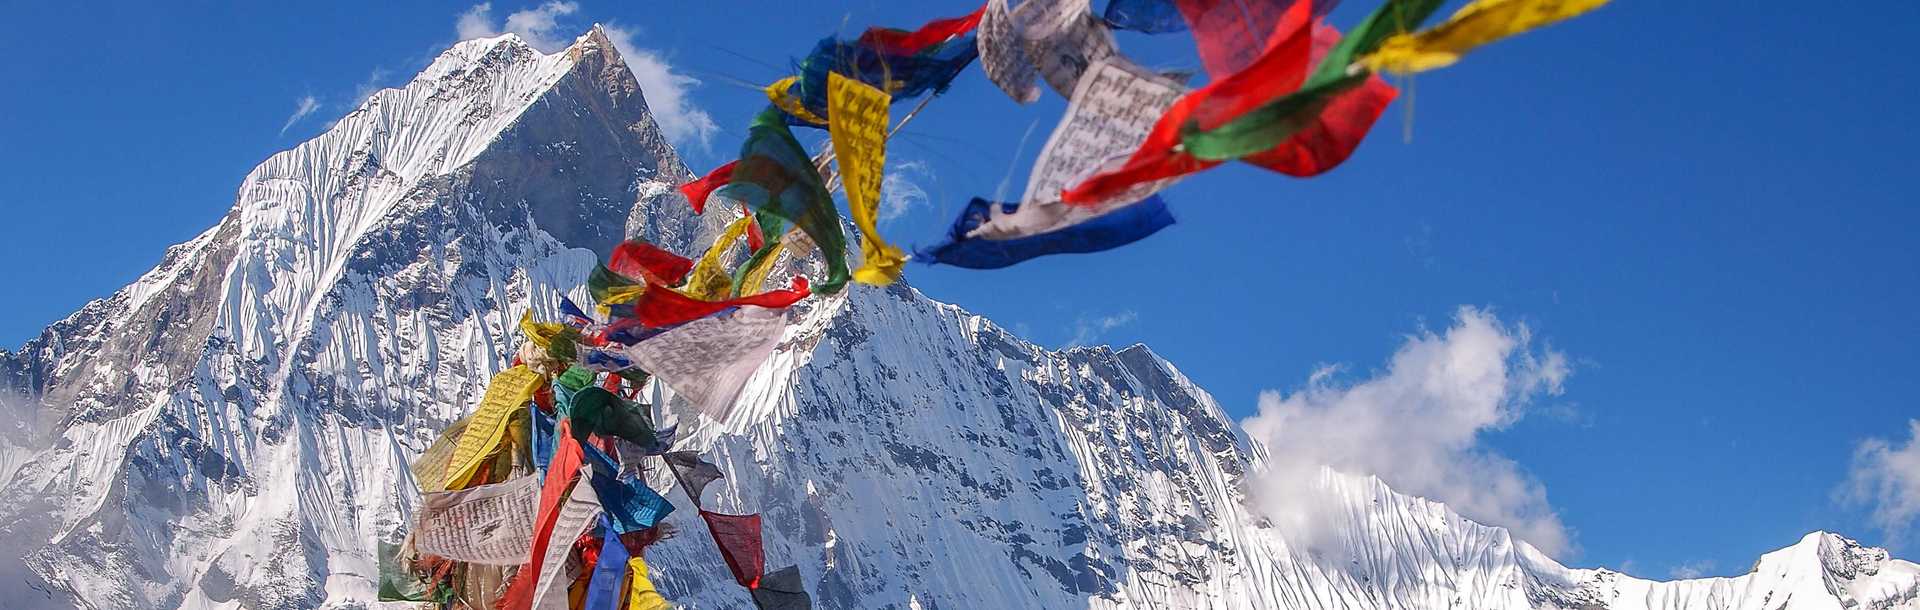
(880, 160, 934, 222)
(1241, 307, 1575, 557)
(352, 67, 394, 107)
(1842, 419, 1920, 546)
(455, 2, 579, 51)
(278, 95, 321, 137)
(1066, 310, 1138, 348)
(1668, 559, 1716, 580)
(453, 4, 717, 151)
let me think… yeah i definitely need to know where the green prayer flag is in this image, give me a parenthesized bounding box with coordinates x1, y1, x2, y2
(716, 107, 851, 294)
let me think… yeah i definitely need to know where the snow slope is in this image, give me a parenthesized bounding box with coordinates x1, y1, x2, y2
(0, 25, 1914, 610)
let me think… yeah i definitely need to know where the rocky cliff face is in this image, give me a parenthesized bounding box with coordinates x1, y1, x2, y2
(1, 26, 1915, 610)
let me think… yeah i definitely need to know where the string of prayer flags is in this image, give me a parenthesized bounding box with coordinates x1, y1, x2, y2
(717, 108, 851, 294)
(628, 276, 809, 329)
(826, 72, 909, 285)
(766, 76, 828, 126)
(935, 58, 1186, 266)
(778, 15, 980, 128)
(581, 443, 675, 534)
(684, 215, 759, 301)
(1357, 0, 1610, 74)
(700, 510, 767, 589)
(858, 5, 986, 55)
(1177, 0, 1444, 161)
(1060, 0, 1319, 203)
(918, 195, 1175, 269)
(679, 161, 737, 214)
(622, 305, 789, 421)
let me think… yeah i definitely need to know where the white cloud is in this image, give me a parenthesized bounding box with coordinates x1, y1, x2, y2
(880, 160, 934, 222)
(603, 25, 718, 151)
(456, 3, 498, 39)
(1241, 307, 1575, 557)
(1843, 419, 1920, 545)
(1668, 559, 1715, 580)
(1066, 310, 1138, 348)
(278, 95, 320, 136)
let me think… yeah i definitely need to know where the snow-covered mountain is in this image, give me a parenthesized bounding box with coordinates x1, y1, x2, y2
(2, 26, 1915, 610)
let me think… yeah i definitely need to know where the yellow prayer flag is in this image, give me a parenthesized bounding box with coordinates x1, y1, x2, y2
(518, 311, 568, 349)
(826, 72, 908, 286)
(766, 76, 829, 126)
(444, 366, 543, 490)
(1358, 0, 1610, 74)
(684, 214, 756, 300)
(740, 236, 790, 296)
(623, 557, 672, 610)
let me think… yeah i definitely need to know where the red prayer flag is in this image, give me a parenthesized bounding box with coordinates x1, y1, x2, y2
(680, 161, 738, 214)
(857, 5, 987, 55)
(1178, 0, 1299, 77)
(609, 241, 695, 287)
(500, 422, 586, 610)
(1242, 74, 1395, 176)
(700, 510, 766, 589)
(630, 276, 810, 328)
(1062, 0, 1314, 205)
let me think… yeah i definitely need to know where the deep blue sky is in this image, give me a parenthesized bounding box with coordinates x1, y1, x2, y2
(3, 0, 1916, 580)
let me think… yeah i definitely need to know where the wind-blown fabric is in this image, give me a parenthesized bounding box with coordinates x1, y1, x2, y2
(665, 451, 725, 506)
(623, 557, 672, 610)
(716, 108, 850, 294)
(609, 240, 694, 287)
(410, 415, 469, 494)
(684, 214, 757, 300)
(766, 76, 828, 126)
(918, 195, 1175, 269)
(1021, 0, 1122, 98)
(500, 424, 593, 610)
(977, 0, 1041, 103)
(777, 6, 983, 127)
(628, 276, 809, 329)
(413, 474, 540, 565)
(1064, 1, 1409, 202)
(680, 161, 738, 214)
(582, 519, 630, 610)
(827, 72, 908, 285)
(751, 565, 813, 610)
(701, 510, 767, 589)
(622, 305, 789, 421)
(1181, 0, 1444, 159)
(581, 443, 675, 534)
(964, 59, 1186, 244)
(1358, 0, 1609, 74)
(1104, 0, 1189, 33)
(445, 366, 542, 490)
(858, 5, 986, 54)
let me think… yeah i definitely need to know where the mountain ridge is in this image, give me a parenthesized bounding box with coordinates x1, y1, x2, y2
(0, 25, 1913, 610)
